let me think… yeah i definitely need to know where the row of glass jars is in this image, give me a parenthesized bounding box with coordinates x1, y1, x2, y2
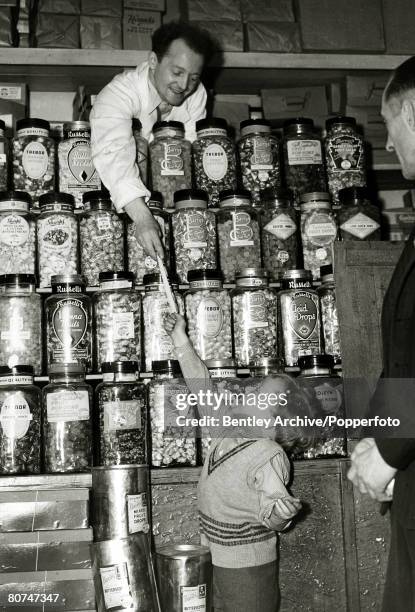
(135, 114, 367, 209)
(0, 355, 345, 475)
(0, 185, 381, 288)
(0, 267, 340, 377)
(0, 119, 101, 207)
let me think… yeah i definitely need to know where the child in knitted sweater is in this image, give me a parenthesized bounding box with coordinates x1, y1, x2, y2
(164, 313, 309, 612)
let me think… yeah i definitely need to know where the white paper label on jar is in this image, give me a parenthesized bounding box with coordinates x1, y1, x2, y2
(0, 393, 32, 439)
(304, 213, 337, 246)
(0, 214, 29, 247)
(113, 312, 135, 340)
(97, 215, 112, 232)
(46, 390, 89, 422)
(251, 137, 273, 170)
(314, 383, 342, 413)
(245, 293, 269, 329)
(340, 213, 380, 239)
(287, 140, 322, 165)
(127, 493, 149, 534)
(161, 142, 185, 176)
(202, 143, 228, 180)
(264, 213, 297, 240)
(103, 400, 141, 431)
(67, 140, 97, 184)
(22, 141, 49, 179)
(197, 298, 223, 339)
(39, 216, 72, 255)
(100, 563, 133, 611)
(183, 212, 208, 249)
(230, 211, 254, 247)
(181, 584, 207, 612)
(1, 315, 30, 340)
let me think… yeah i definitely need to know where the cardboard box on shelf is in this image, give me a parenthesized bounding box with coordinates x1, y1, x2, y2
(81, 0, 122, 18)
(0, 82, 27, 131)
(261, 86, 329, 127)
(124, 0, 165, 10)
(31, 91, 75, 122)
(34, 13, 80, 48)
(80, 15, 122, 49)
(0, 529, 93, 572)
(212, 99, 250, 139)
(37, 0, 80, 13)
(297, 0, 384, 51)
(240, 0, 294, 22)
(0, 99, 25, 131)
(382, 0, 415, 53)
(190, 19, 243, 52)
(123, 8, 161, 50)
(0, 81, 27, 106)
(382, 208, 415, 241)
(345, 105, 385, 135)
(186, 0, 241, 21)
(346, 75, 388, 108)
(0, 488, 89, 531)
(246, 22, 301, 53)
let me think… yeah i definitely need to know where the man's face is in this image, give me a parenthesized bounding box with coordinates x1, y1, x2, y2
(381, 91, 415, 180)
(152, 38, 204, 107)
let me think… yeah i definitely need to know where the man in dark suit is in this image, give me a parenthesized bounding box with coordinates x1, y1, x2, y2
(348, 56, 415, 611)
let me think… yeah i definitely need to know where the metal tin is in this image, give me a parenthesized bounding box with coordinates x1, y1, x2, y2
(92, 533, 160, 612)
(156, 544, 212, 612)
(91, 464, 150, 541)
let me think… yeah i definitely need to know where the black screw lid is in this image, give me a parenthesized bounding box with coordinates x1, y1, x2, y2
(219, 189, 251, 202)
(338, 186, 371, 204)
(152, 360, 182, 376)
(240, 118, 271, 130)
(153, 120, 184, 132)
(0, 365, 34, 377)
(143, 272, 179, 285)
(39, 192, 76, 208)
(196, 117, 228, 132)
(0, 191, 32, 205)
(283, 117, 314, 131)
(0, 273, 36, 286)
(298, 354, 334, 370)
(16, 118, 50, 132)
(326, 115, 356, 130)
(149, 191, 164, 206)
(82, 189, 111, 205)
(173, 189, 208, 203)
(260, 187, 293, 203)
(99, 271, 135, 283)
(101, 361, 139, 374)
(187, 269, 223, 283)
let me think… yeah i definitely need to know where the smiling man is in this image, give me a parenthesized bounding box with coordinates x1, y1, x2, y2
(90, 22, 215, 260)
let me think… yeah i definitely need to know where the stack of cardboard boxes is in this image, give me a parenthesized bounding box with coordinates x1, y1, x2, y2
(186, 0, 243, 52)
(243, 0, 301, 52)
(123, 0, 165, 51)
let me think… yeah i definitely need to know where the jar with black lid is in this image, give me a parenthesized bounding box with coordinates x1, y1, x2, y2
(80, 190, 124, 286)
(45, 274, 92, 372)
(0, 274, 42, 374)
(12, 118, 55, 205)
(338, 186, 381, 241)
(171, 189, 217, 284)
(325, 116, 366, 208)
(0, 365, 41, 474)
(296, 354, 346, 458)
(127, 191, 171, 284)
(150, 121, 192, 209)
(0, 119, 8, 190)
(149, 359, 197, 468)
(260, 188, 298, 281)
(318, 265, 341, 364)
(217, 189, 261, 282)
(300, 192, 338, 279)
(37, 192, 78, 287)
(279, 269, 322, 367)
(238, 119, 281, 204)
(0, 191, 36, 275)
(249, 357, 284, 377)
(282, 118, 326, 206)
(132, 118, 148, 184)
(192, 118, 237, 207)
(96, 361, 147, 466)
(42, 362, 93, 473)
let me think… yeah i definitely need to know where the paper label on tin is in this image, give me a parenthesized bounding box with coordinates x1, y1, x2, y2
(0, 393, 32, 439)
(127, 493, 149, 534)
(287, 140, 322, 165)
(100, 563, 133, 610)
(46, 390, 89, 422)
(103, 400, 141, 431)
(181, 584, 207, 612)
(113, 312, 135, 340)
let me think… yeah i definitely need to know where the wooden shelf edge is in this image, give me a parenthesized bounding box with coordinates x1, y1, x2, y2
(0, 49, 410, 70)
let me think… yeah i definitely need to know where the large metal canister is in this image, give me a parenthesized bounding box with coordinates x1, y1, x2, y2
(156, 544, 212, 612)
(91, 464, 150, 541)
(92, 533, 160, 612)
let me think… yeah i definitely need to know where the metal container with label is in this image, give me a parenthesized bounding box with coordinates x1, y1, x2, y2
(92, 533, 160, 612)
(0, 191, 35, 275)
(279, 269, 322, 367)
(0, 274, 42, 374)
(300, 192, 338, 279)
(231, 268, 278, 367)
(185, 270, 232, 361)
(150, 121, 192, 209)
(42, 363, 93, 473)
(172, 190, 217, 284)
(156, 544, 212, 612)
(45, 274, 92, 372)
(37, 191, 79, 287)
(338, 186, 381, 241)
(91, 464, 150, 541)
(58, 121, 100, 208)
(0, 365, 41, 474)
(217, 190, 261, 282)
(93, 271, 141, 371)
(260, 188, 298, 281)
(96, 362, 147, 466)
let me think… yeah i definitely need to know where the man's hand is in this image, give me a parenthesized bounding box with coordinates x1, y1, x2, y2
(163, 313, 187, 347)
(273, 497, 302, 521)
(124, 198, 164, 261)
(347, 437, 397, 501)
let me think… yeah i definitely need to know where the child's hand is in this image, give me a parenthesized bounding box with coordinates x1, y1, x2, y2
(273, 497, 302, 520)
(163, 313, 187, 345)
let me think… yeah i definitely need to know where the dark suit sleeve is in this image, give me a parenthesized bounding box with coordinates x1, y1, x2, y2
(376, 438, 415, 470)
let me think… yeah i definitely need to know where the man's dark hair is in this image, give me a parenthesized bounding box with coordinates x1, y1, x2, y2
(384, 56, 415, 102)
(152, 21, 216, 64)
